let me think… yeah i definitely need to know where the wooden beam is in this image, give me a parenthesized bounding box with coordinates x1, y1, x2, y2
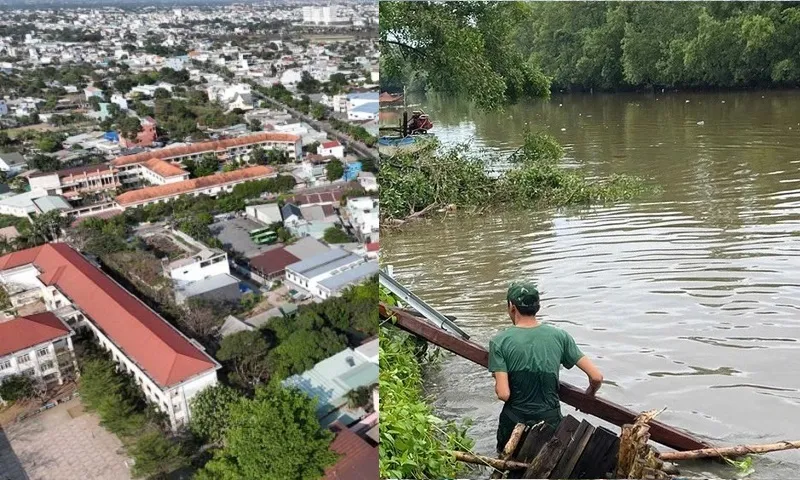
(380, 304, 712, 452)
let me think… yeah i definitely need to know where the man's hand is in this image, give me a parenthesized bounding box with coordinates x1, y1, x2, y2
(576, 356, 603, 397)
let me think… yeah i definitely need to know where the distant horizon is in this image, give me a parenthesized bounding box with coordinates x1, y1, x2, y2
(0, 0, 371, 9)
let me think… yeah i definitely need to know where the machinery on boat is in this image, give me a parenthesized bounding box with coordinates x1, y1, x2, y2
(379, 109, 435, 155)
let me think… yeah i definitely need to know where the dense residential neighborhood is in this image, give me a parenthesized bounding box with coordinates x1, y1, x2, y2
(0, 2, 378, 479)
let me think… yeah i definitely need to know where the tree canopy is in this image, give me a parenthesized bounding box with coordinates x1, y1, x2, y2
(380, 1, 550, 108)
(195, 385, 337, 480)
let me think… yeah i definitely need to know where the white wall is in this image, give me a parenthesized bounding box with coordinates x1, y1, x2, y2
(28, 173, 61, 192)
(169, 253, 229, 284)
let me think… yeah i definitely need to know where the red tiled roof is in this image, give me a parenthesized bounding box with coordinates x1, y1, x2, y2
(110, 132, 301, 167)
(29, 163, 117, 180)
(0, 312, 71, 357)
(324, 423, 379, 480)
(115, 166, 274, 206)
(365, 242, 379, 252)
(142, 158, 188, 178)
(321, 140, 341, 149)
(70, 208, 124, 227)
(0, 244, 218, 387)
(248, 247, 300, 277)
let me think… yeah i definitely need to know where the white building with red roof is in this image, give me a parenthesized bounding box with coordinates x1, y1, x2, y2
(317, 140, 345, 160)
(0, 312, 78, 404)
(0, 244, 220, 428)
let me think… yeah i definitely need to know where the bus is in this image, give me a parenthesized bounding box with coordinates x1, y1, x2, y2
(249, 227, 272, 238)
(253, 231, 278, 245)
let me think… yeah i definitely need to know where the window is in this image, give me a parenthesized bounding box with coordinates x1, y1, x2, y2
(174, 402, 182, 412)
(40, 360, 54, 371)
(37, 348, 49, 357)
(17, 354, 30, 364)
(21, 368, 35, 377)
(0, 360, 11, 370)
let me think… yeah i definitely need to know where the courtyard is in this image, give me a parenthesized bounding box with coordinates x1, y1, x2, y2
(0, 398, 131, 480)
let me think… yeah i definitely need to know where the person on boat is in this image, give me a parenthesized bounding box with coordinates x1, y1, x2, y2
(489, 281, 604, 453)
(406, 110, 433, 134)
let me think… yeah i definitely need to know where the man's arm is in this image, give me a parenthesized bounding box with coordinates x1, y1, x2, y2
(576, 356, 603, 396)
(494, 372, 510, 402)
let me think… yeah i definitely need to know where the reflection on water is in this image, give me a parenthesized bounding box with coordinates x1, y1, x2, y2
(381, 91, 800, 478)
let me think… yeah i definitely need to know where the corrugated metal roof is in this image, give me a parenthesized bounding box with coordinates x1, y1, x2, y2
(319, 261, 378, 291)
(285, 248, 354, 277)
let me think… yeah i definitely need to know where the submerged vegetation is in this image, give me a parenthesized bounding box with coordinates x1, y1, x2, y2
(380, 132, 653, 221)
(379, 288, 474, 479)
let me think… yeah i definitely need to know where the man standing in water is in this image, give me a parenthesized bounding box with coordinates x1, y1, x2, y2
(489, 281, 604, 453)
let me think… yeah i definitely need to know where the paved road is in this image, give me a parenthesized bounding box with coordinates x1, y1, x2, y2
(257, 94, 379, 160)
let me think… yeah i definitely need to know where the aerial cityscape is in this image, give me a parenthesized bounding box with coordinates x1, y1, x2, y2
(0, 2, 378, 479)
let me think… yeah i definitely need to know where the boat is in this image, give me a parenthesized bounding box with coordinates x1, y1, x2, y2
(378, 109, 435, 156)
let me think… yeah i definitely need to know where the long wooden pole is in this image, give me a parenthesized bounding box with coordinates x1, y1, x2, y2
(449, 451, 530, 471)
(659, 441, 800, 461)
(380, 303, 712, 452)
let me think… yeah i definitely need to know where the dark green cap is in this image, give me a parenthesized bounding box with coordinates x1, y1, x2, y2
(507, 281, 540, 309)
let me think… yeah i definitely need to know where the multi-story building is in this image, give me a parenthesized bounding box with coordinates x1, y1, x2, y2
(346, 197, 379, 243)
(0, 244, 220, 429)
(0, 312, 78, 403)
(114, 165, 275, 209)
(111, 131, 302, 168)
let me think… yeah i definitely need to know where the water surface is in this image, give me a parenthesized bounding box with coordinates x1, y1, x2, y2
(381, 91, 800, 478)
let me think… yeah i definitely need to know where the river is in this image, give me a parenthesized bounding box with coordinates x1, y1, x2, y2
(380, 91, 800, 478)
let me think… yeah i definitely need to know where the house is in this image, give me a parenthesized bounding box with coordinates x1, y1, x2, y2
(0, 152, 27, 175)
(348, 102, 378, 121)
(245, 203, 282, 225)
(323, 423, 379, 480)
(346, 197, 379, 243)
(164, 56, 188, 71)
(0, 100, 8, 116)
(282, 338, 378, 427)
(228, 93, 254, 112)
(0, 190, 72, 218)
(119, 116, 158, 149)
(110, 93, 129, 110)
(218, 315, 254, 338)
(317, 140, 344, 160)
(281, 203, 303, 224)
(248, 247, 300, 282)
(0, 244, 220, 428)
(0, 312, 79, 403)
(283, 236, 330, 260)
(84, 86, 104, 101)
(357, 172, 377, 192)
(284, 248, 378, 300)
(174, 273, 241, 306)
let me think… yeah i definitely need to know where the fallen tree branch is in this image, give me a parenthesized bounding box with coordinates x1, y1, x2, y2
(490, 423, 527, 478)
(659, 440, 800, 461)
(448, 450, 530, 471)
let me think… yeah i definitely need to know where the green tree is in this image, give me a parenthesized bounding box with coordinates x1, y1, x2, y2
(189, 385, 244, 444)
(323, 226, 351, 244)
(380, 2, 550, 108)
(325, 160, 345, 181)
(117, 116, 143, 141)
(195, 385, 337, 480)
(248, 119, 262, 132)
(153, 87, 171, 99)
(297, 71, 321, 94)
(184, 154, 219, 177)
(310, 103, 326, 121)
(79, 358, 146, 437)
(250, 146, 267, 165)
(129, 431, 188, 479)
(35, 133, 63, 153)
(216, 330, 273, 388)
(0, 375, 33, 402)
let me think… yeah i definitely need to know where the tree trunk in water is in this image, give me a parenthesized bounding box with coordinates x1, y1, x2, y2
(449, 451, 530, 471)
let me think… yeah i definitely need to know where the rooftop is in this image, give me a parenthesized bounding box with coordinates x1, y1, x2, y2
(248, 247, 300, 277)
(287, 248, 361, 278)
(0, 312, 71, 357)
(115, 166, 274, 206)
(142, 158, 188, 178)
(0, 244, 219, 388)
(111, 132, 301, 167)
(324, 423, 379, 480)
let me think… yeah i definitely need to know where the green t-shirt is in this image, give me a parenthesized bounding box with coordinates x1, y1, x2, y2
(488, 324, 584, 417)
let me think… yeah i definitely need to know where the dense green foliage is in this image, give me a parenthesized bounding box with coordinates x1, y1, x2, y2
(380, 133, 652, 220)
(381, 2, 550, 108)
(521, 2, 800, 90)
(323, 226, 352, 244)
(385, 2, 800, 95)
(329, 118, 377, 147)
(189, 385, 245, 444)
(0, 375, 33, 402)
(79, 354, 189, 479)
(184, 154, 220, 178)
(325, 159, 345, 181)
(216, 279, 377, 389)
(194, 385, 337, 480)
(380, 292, 474, 478)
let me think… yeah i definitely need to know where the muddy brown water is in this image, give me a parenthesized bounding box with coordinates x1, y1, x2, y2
(381, 91, 800, 478)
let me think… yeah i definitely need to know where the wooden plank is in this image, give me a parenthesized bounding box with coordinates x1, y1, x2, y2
(508, 423, 554, 479)
(523, 416, 579, 479)
(523, 435, 566, 478)
(381, 304, 712, 452)
(549, 420, 594, 479)
(570, 426, 620, 479)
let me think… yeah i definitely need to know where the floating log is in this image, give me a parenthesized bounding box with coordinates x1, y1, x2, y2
(380, 303, 711, 452)
(659, 440, 800, 461)
(449, 451, 530, 471)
